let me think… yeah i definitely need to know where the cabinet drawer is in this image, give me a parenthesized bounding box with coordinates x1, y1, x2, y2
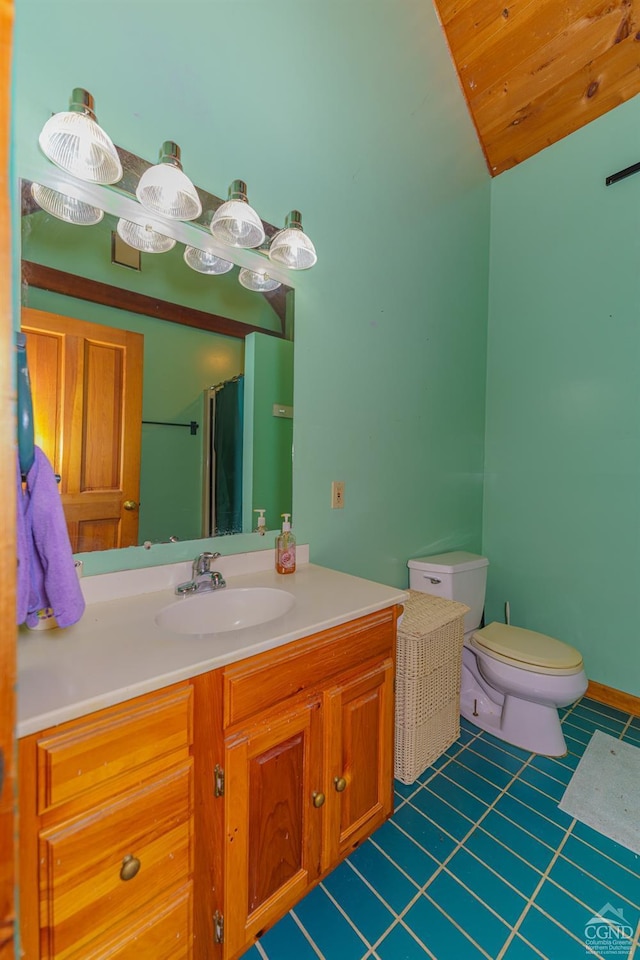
(36, 685, 192, 814)
(39, 760, 192, 960)
(224, 607, 397, 728)
(79, 884, 192, 960)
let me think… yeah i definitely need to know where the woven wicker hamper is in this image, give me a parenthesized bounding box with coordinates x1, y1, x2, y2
(394, 591, 469, 784)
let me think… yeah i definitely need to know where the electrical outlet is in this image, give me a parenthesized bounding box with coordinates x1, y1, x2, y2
(331, 481, 345, 509)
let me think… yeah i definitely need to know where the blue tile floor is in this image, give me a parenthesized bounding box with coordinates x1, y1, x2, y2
(242, 697, 640, 960)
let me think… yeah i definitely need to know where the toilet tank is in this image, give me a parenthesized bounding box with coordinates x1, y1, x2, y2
(407, 551, 489, 634)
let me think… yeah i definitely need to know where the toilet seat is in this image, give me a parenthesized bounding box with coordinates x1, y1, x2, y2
(471, 622, 584, 676)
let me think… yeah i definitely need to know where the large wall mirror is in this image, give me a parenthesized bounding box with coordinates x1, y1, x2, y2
(20, 179, 294, 554)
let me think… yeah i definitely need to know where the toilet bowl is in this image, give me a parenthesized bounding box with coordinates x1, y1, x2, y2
(461, 622, 587, 755)
(407, 552, 588, 756)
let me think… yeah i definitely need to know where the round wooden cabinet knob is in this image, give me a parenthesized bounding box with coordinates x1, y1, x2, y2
(334, 776, 347, 793)
(120, 854, 141, 881)
(312, 791, 326, 808)
(123, 500, 139, 511)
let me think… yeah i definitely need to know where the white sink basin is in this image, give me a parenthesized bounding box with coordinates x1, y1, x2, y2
(156, 587, 295, 635)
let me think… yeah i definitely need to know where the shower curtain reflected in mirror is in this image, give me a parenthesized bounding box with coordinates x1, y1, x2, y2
(203, 376, 244, 536)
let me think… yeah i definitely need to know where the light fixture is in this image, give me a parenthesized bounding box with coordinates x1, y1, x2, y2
(209, 180, 265, 249)
(238, 267, 281, 292)
(116, 218, 176, 254)
(31, 182, 104, 225)
(38, 88, 123, 184)
(183, 245, 233, 275)
(269, 210, 317, 270)
(136, 141, 202, 221)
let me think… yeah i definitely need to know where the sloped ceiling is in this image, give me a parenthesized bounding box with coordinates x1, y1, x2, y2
(433, 0, 640, 176)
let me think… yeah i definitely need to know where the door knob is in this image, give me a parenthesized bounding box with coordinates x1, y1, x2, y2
(123, 500, 139, 511)
(312, 791, 325, 808)
(334, 776, 347, 793)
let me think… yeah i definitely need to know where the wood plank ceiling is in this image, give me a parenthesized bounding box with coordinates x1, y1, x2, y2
(432, 0, 640, 176)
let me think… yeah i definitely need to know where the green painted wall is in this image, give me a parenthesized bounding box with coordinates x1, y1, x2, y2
(485, 94, 640, 695)
(12, 0, 490, 579)
(243, 333, 294, 535)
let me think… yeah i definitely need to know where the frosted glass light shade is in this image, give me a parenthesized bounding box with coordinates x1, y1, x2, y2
(184, 246, 233, 275)
(116, 218, 176, 253)
(31, 182, 104, 225)
(136, 142, 202, 221)
(38, 88, 122, 184)
(269, 210, 317, 270)
(210, 180, 265, 248)
(238, 268, 281, 292)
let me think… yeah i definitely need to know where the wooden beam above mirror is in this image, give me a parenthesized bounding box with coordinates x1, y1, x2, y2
(22, 261, 288, 339)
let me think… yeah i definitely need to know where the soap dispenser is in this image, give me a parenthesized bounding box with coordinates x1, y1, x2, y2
(275, 513, 296, 574)
(254, 508, 267, 535)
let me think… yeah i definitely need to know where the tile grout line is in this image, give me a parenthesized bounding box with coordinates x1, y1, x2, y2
(345, 847, 424, 908)
(532, 899, 632, 958)
(495, 714, 638, 960)
(620, 714, 634, 739)
(556, 848, 640, 910)
(402, 759, 567, 864)
(356, 747, 517, 960)
(258, 698, 639, 960)
(287, 909, 327, 960)
(380, 708, 638, 958)
(392, 730, 488, 811)
(363, 909, 437, 960)
(317, 879, 374, 954)
(371, 744, 539, 960)
(366, 830, 441, 891)
(538, 874, 638, 952)
(494, 819, 577, 960)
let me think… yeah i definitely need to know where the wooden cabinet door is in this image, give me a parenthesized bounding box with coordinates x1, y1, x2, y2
(223, 699, 323, 960)
(21, 307, 143, 552)
(324, 659, 395, 866)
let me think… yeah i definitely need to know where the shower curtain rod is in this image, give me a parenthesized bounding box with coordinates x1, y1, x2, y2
(209, 374, 243, 393)
(142, 419, 199, 435)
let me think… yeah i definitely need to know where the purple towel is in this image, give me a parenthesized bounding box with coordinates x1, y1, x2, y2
(21, 447, 85, 629)
(16, 455, 30, 625)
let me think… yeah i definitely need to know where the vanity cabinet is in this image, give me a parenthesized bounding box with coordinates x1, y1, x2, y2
(18, 602, 401, 960)
(18, 683, 194, 960)
(192, 604, 400, 960)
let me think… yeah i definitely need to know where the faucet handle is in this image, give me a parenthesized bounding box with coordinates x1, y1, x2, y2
(193, 551, 221, 576)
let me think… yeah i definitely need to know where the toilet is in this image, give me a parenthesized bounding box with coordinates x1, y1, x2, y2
(407, 551, 588, 756)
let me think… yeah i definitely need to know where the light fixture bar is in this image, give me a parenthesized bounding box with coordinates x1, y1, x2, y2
(605, 160, 640, 186)
(21, 149, 296, 283)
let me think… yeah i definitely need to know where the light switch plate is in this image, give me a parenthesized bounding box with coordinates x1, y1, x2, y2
(331, 481, 345, 509)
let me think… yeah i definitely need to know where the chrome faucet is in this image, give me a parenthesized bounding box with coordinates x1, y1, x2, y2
(175, 551, 226, 595)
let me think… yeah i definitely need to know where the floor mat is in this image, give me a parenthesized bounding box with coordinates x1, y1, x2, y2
(559, 728, 640, 855)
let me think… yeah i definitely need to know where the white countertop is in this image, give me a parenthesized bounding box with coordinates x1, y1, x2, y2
(17, 552, 407, 738)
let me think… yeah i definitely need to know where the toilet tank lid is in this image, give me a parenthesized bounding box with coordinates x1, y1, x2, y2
(408, 551, 489, 574)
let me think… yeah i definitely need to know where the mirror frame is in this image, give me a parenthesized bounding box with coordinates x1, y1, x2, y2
(20, 145, 299, 284)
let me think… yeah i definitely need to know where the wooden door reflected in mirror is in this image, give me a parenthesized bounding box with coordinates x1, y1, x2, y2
(22, 307, 143, 552)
